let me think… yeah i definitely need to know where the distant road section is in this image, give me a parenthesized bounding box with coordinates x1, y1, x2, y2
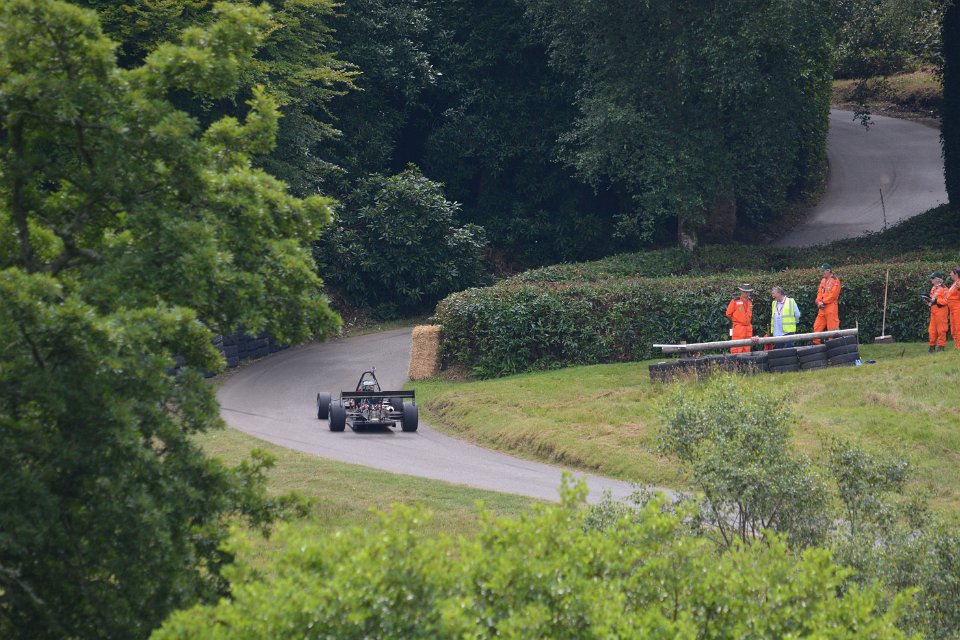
(775, 109, 946, 247)
(218, 329, 642, 503)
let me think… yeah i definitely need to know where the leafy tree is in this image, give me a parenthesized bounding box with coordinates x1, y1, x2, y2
(0, 1, 334, 636)
(524, 0, 834, 248)
(833, 0, 943, 78)
(316, 167, 487, 316)
(154, 481, 909, 638)
(324, 0, 437, 179)
(944, 0, 960, 206)
(79, 0, 357, 196)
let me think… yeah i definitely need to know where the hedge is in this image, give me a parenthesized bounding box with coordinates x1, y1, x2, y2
(506, 205, 960, 284)
(434, 261, 960, 378)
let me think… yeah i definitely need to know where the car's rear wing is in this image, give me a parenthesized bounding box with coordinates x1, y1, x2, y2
(339, 390, 415, 400)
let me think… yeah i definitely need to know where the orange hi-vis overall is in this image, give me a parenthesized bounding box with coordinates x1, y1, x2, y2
(948, 281, 960, 350)
(813, 274, 841, 344)
(929, 283, 949, 348)
(725, 296, 753, 354)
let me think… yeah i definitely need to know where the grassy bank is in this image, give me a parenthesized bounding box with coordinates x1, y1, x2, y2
(414, 343, 960, 518)
(833, 68, 942, 121)
(193, 428, 538, 562)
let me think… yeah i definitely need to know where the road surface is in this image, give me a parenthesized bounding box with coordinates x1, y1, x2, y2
(218, 329, 642, 502)
(220, 109, 944, 501)
(775, 109, 946, 246)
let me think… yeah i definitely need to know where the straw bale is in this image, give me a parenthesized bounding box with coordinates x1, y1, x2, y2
(408, 324, 442, 380)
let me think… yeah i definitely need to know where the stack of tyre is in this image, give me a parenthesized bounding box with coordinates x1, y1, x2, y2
(735, 352, 769, 374)
(824, 335, 860, 366)
(648, 336, 860, 382)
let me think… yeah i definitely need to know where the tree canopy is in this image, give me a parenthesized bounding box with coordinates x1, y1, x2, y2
(0, 1, 334, 636)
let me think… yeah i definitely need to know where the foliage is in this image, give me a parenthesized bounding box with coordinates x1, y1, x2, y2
(659, 378, 829, 549)
(153, 481, 909, 639)
(944, 0, 960, 206)
(523, 0, 834, 246)
(316, 167, 488, 316)
(655, 383, 959, 639)
(823, 440, 960, 640)
(324, 0, 624, 265)
(0, 270, 309, 638)
(834, 0, 943, 78)
(80, 0, 357, 197)
(435, 259, 958, 377)
(0, 1, 333, 636)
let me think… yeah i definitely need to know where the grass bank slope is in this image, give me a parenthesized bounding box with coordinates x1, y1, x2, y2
(194, 428, 537, 544)
(414, 343, 960, 518)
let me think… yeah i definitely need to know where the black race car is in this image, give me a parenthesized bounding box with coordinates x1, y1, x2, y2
(317, 369, 418, 432)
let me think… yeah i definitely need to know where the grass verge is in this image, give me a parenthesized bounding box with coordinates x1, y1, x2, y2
(193, 427, 538, 563)
(833, 68, 942, 123)
(413, 343, 960, 519)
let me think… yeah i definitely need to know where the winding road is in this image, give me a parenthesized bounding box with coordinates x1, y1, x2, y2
(219, 109, 946, 501)
(776, 109, 946, 246)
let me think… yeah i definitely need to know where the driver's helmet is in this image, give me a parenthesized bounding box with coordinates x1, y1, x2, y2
(360, 379, 377, 389)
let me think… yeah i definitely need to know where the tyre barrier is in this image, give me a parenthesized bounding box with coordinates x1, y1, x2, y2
(649, 338, 860, 383)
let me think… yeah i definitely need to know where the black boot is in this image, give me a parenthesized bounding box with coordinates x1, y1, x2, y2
(929, 345, 936, 353)
(937, 346, 945, 352)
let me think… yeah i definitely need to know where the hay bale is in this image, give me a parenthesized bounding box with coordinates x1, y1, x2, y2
(408, 325, 442, 380)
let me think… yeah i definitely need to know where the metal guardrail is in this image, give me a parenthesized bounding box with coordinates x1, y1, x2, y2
(653, 328, 859, 354)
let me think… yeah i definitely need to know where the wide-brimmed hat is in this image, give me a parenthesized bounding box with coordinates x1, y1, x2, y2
(738, 284, 753, 293)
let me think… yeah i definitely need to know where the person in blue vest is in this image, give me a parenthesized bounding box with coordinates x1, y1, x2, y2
(770, 286, 800, 348)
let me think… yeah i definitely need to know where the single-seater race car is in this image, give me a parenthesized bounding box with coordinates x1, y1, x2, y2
(317, 368, 418, 432)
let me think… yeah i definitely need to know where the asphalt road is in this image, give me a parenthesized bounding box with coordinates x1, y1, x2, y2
(218, 328, 642, 503)
(775, 109, 946, 247)
(220, 109, 944, 502)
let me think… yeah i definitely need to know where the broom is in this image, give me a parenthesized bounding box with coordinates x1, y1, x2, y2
(875, 269, 894, 344)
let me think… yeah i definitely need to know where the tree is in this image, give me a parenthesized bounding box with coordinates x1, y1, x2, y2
(153, 483, 910, 638)
(944, 0, 960, 205)
(315, 167, 488, 316)
(524, 0, 834, 248)
(78, 0, 357, 196)
(0, 1, 334, 636)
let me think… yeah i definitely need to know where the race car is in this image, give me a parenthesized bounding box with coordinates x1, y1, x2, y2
(317, 368, 418, 432)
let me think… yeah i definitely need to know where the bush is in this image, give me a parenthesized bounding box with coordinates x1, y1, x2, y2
(153, 481, 909, 639)
(435, 260, 956, 377)
(659, 377, 830, 550)
(316, 167, 488, 316)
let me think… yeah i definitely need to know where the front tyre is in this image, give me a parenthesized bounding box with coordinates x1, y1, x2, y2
(401, 401, 419, 432)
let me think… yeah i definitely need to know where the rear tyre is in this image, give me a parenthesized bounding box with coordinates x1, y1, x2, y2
(329, 403, 346, 432)
(317, 392, 331, 420)
(401, 401, 419, 432)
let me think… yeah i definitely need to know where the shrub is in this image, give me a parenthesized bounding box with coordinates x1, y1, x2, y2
(316, 167, 488, 316)
(435, 260, 956, 377)
(153, 481, 910, 639)
(659, 377, 830, 549)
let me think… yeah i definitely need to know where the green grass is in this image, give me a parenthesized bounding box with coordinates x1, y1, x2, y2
(413, 343, 960, 517)
(193, 427, 538, 562)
